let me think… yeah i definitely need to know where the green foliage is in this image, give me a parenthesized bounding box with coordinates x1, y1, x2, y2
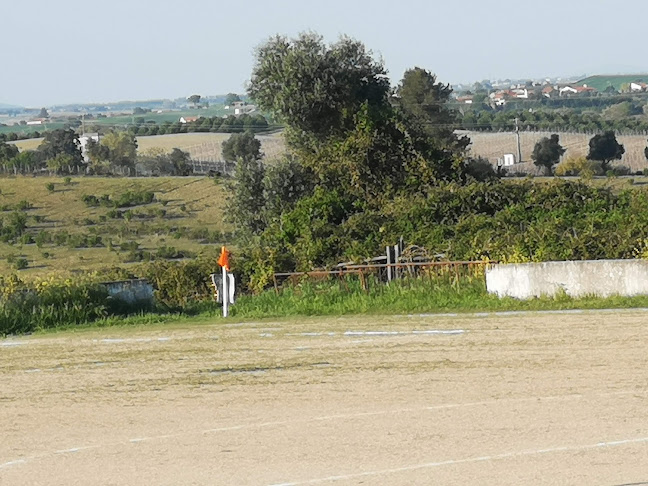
(14, 258, 28, 270)
(81, 190, 155, 208)
(531, 134, 566, 175)
(237, 179, 648, 290)
(587, 131, 625, 172)
(0, 211, 28, 242)
(46, 182, 55, 193)
(396, 67, 469, 152)
(0, 140, 19, 161)
(249, 32, 390, 145)
(0, 275, 112, 335)
(97, 131, 138, 170)
(140, 255, 221, 309)
(37, 128, 84, 169)
(225, 93, 241, 105)
(554, 157, 603, 178)
(227, 157, 266, 234)
(221, 130, 262, 163)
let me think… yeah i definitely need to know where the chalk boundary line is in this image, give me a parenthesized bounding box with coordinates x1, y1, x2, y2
(1, 389, 646, 474)
(268, 436, 648, 486)
(3, 307, 648, 347)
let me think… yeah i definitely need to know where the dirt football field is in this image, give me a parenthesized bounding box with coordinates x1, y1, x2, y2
(1, 310, 648, 485)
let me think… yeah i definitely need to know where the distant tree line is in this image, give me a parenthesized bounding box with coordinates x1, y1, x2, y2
(0, 128, 193, 176)
(461, 107, 648, 134)
(0, 113, 271, 142)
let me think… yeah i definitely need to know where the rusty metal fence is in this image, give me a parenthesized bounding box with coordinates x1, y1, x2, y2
(273, 261, 496, 294)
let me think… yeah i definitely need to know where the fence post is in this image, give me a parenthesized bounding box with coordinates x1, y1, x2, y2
(386, 246, 392, 283)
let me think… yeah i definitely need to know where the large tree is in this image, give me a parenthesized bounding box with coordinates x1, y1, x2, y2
(396, 67, 469, 152)
(0, 140, 19, 162)
(187, 94, 201, 108)
(587, 131, 625, 173)
(531, 134, 566, 175)
(248, 32, 390, 147)
(221, 131, 262, 163)
(225, 93, 241, 105)
(100, 131, 138, 169)
(37, 128, 84, 169)
(247, 33, 466, 198)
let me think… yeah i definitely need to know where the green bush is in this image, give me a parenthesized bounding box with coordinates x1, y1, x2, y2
(14, 258, 28, 270)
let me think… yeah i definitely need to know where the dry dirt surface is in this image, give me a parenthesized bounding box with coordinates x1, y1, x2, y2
(1, 311, 648, 485)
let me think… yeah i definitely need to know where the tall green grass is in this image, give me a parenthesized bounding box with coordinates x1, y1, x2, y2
(229, 275, 648, 318)
(5, 273, 648, 337)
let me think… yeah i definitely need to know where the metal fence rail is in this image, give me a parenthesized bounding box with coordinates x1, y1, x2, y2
(273, 261, 497, 293)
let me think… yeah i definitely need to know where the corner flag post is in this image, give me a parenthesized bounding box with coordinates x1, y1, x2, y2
(218, 246, 230, 317)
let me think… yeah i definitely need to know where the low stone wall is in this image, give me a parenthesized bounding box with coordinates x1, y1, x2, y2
(486, 259, 648, 299)
(101, 279, 154, 305)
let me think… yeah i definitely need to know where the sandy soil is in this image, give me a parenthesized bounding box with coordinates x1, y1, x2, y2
(1, 311, 648, 485)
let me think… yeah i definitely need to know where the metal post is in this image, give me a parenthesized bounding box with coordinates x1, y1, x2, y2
(222, 267, 229, 317)
(515, 117, 522, 163)
(394, 244, 400, 280)
(386, 246, 392, 283)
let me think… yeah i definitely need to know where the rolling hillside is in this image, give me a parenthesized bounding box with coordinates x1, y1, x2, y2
(0, 176, 230, 277)
(577, 74, 648, 91)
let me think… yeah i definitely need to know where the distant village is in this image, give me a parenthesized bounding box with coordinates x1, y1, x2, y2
(453, 75, 648, 108)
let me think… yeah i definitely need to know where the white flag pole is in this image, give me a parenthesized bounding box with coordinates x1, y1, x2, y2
(222, 267, 229, 317)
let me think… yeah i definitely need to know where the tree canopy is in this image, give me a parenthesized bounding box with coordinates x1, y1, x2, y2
(248, 32, 390, 145)
(225, 93, 241, 105)
(586, 131, 625, 172)
(531, 134, 566, 175)
(187, 94, 201, 107)
(396, 67, 469, 152)
(0, 141, 19, 162)
(37, 129, 84, 169)
(221, 131, 262, 163)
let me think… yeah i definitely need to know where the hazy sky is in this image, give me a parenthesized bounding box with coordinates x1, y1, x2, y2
(3, 0, 647, 107)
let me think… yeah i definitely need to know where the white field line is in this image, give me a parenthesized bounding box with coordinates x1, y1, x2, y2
(283, 330, 465, 338)
(407, 307, 648, 319)
(1, 389, 646, 472)
(267, 436, 648, 486)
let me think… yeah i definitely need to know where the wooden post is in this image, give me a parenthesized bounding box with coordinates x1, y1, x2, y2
(386, 246, 392, 283)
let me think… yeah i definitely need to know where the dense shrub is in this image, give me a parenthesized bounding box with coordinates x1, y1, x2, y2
(0, 276, 109, 335)
(237, 180, 648, 291)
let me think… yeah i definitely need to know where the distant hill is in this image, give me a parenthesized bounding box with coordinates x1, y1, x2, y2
(0, 102, 22, 110)
(577, 74, 648, 91)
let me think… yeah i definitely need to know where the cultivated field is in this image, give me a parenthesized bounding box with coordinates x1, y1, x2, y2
(12, 132, 287, 162)
(1, 310, 647, 485)
(469, 131, 648, 172)
(137, 132, 286, 162)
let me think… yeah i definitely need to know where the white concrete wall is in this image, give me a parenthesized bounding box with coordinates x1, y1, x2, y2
(486, 260, 648, 299)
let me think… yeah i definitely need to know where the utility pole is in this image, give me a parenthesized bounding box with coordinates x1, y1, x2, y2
(515, 117, 522, 163)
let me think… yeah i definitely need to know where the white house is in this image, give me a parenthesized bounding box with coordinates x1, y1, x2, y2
(26, 118, 47, 125)
(559, 85, 596, 96)
(232, 101, 256, 116)
(179, 116, 199, 124)
(630, 82, 648, 92)
(497, 153, 516, 167)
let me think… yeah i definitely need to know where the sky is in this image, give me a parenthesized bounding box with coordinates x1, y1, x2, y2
(3, 0, 647, 107)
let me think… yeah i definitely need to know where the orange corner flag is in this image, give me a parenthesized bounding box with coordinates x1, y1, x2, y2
(218, 246, 230, 271)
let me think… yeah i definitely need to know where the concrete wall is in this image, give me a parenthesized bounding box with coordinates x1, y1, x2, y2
(486, 259, 648, 299)
(101, 279, 154, 305)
